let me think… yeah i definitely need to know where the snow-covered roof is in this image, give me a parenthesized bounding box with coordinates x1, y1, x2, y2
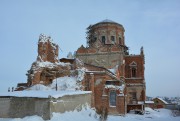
(29, 61, 70, 75)
(108, 69, 116, 74)
(145, 101, 154, 104)
(85, 71, 106, 73)
(36, 61, 68, 68)
(0, 90, 91, 99)
(108, 65, 119, 74)
(156, 98, 169, 104)
(138, 101, 144, 104)
(28, 76, 84, 91)
(105, 84, 125, 92)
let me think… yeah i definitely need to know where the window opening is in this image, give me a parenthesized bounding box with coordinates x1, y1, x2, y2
(132, 67, 136, 77)
(119, 37, 122, 45)
(111, 36, 115, 43)
(110, 91, 116, 106)
(102, 36, 106, 44)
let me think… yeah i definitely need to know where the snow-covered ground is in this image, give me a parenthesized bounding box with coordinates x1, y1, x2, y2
(27, 76, 82, 91)
(1, 75, 179, 121)
(108, 108, 180, 121)
(0, 107, 179, 121)
(0, 76, 88, 98)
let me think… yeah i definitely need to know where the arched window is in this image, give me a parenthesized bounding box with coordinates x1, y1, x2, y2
(110, 91, 116, 106)
(119, 37, 122, 45)
(129, 61, 137, 78)
(111, 36, 115, 43)
(101, 36, 106, 44)
(132, 67, 136, 77)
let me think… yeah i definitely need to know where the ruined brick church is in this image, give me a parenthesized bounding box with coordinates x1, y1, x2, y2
(17, 19, 146, 115)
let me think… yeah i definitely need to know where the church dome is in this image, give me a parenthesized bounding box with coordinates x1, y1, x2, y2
(92, 19, 124, 30)
(86, 19, 125, 48)
(98, 19, 118, 23)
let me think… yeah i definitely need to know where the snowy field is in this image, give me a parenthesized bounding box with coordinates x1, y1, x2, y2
(0, 107, 180, 121)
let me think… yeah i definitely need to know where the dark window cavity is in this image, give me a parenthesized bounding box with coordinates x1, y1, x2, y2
(102, 36, 106, 44)
(132, 67, 136, 77)
(119, 37, 122, 45)
(106, 81, 116, 85)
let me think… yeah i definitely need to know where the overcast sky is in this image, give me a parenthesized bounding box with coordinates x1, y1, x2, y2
(0, 0, 180, 97)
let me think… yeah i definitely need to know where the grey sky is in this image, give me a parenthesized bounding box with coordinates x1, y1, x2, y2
(0, 0, 180, 97)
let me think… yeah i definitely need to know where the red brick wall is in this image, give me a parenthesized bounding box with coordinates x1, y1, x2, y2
(84, 72, 125, 114)
(38, 40, 59, 63)
(125, 55, 144, 79)
(125, 79, 144, 84)
(116, 96, 125, 114)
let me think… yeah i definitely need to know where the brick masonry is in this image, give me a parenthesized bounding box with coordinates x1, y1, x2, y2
(76, 20, 146, 114)
(15, 20, 146, 115)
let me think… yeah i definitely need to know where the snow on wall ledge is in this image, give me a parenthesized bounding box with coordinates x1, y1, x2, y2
(36, 61, 69, 68)
(0, 90, 91, 98)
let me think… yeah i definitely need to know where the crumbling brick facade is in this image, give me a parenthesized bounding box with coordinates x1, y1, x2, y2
(16, 19, 146, 115)
(37, 34, 59, 63)
(26, 34, 71, 86)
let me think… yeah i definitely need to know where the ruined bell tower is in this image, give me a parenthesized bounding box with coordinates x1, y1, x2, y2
(37, 34, 59, 63)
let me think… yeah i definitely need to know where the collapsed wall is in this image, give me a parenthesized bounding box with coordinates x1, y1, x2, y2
(16, 34, 86, 91)
(26, 34, 71, 86)
(26, 61, 71, 86)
